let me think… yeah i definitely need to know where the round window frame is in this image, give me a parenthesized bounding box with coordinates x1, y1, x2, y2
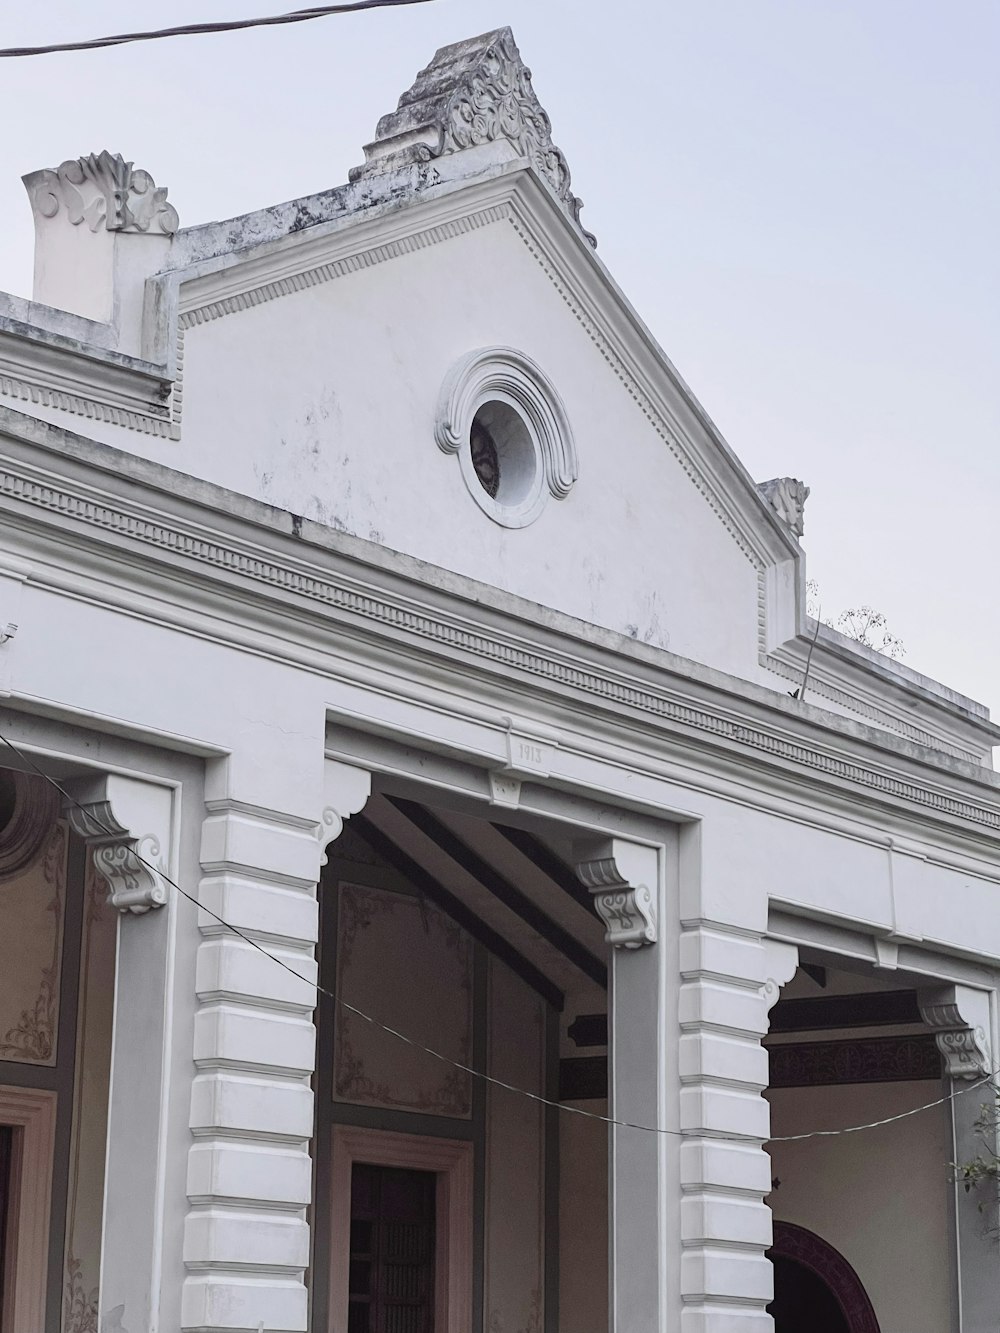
(435, 347, 578, 530)
(459, 389, 546, 527)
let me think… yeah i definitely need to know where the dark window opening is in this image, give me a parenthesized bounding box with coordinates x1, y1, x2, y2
(348, 1162, 436, 1333)
(470, 415, 501, 498)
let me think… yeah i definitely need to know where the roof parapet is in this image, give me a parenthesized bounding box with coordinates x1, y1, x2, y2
(22, 152, 177, 358)
(350, 27, 595, 246)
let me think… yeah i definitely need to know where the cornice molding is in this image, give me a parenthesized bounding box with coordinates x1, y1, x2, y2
(0, 322, 175, 438)
(763, 648, 983, 764)
(0, 438, 998, 838)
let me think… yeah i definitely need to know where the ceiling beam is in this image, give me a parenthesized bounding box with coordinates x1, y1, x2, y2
(352, 815, 564, 1012)
(389, 797, 607, 992)
(490, 822, 595, 916)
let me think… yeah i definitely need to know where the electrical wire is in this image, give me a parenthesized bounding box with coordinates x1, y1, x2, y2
(0, 0, 438, 60)
(0, 722, 994, 1144)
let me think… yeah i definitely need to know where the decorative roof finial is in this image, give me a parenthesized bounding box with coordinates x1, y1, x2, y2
(351, 28, 594, 245)
(759, 477, 810, 539)
(23, 151, 178, 236)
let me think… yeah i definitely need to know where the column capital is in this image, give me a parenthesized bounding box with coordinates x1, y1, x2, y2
(919, 984, 992, 1080)
(574, 836, 658, 949)
(63, 772, 172, 914)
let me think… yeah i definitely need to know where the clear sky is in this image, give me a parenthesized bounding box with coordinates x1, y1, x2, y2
(1, 2, 997, 715)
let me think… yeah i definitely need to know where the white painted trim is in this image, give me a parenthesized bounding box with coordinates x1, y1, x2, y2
(0, 1084, 57, 1333)
(328, 1125, 473, 1333)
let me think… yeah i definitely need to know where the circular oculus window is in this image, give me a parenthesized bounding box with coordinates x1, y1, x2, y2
(435, 348, 578, 529)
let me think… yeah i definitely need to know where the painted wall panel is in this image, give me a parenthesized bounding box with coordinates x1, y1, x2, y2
(0, 821, 67, 1066)
(334, 881, 473, 1117)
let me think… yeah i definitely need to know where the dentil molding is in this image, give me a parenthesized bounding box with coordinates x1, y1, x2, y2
(574, 836, 658, 949)
(63, 772, 173, 914)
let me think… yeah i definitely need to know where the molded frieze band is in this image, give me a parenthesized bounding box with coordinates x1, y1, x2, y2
(0, 457, 994, 837)
(574, 836, 658, 948)
(63, 772, 173, 914)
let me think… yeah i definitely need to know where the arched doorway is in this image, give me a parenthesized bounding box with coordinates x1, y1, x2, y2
(768, 1222, 880, 1333)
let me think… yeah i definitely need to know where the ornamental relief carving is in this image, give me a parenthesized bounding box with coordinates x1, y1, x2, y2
(440, 31, 588, 236)
(24, 151, 178, 235)
(334, 882, 473, 1117)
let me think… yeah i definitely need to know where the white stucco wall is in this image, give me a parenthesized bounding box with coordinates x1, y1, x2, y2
(768, 1081, 954, 1333)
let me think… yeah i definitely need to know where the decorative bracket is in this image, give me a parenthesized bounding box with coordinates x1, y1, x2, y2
(574, 836, 658, 949)
(319, 759, 371, 866)
(919, 984, 992, 1081)
(761, 939, 799, 1014)
(63, 773, 173, 914)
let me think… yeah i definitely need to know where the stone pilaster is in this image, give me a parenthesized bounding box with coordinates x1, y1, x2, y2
(920, 983, 999, 1331)
(678, 925, 796, 1331)
(182, 760, 369, 1333)
(63, 772, 177, 1332)
(576, 836, 668, 1330)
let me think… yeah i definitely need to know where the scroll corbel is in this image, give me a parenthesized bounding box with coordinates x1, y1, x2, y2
(919, 984, 992, 1080)
(574, 836, 658, 949)
(64, 773, 173, 914)
(318, 759, 371, 865)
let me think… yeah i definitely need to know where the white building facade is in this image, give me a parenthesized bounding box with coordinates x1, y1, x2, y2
(0, 27, 998, 1333)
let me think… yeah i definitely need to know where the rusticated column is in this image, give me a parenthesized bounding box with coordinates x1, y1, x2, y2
(678, 925, 796, 1332)
(182, 759, 370, 1333)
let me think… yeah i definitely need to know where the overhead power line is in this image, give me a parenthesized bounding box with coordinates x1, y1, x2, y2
(0, 0, 437, 60)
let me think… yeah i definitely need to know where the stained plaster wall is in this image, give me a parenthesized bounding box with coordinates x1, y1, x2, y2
(168, 215, 766, 684)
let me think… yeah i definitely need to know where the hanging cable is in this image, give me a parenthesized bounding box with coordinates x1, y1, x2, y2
(0, 0, 438, 60)
(0, 721, 993, 1143)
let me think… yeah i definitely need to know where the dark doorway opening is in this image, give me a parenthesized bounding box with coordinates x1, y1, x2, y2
(768, 1221, 881, 1333)
(768, 1253, 849, 1332)
(348, 1162, 436, 1333)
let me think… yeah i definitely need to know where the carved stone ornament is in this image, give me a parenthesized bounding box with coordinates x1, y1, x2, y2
(351, 27, 594, 245)
(435, 346, 578, 527)
(919, 985, 992, 1080)
(758, 476, 810, 539)
(575, 837, 658, 949)
(63, 774, 172, 915)
(23, 151, 178, 235)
